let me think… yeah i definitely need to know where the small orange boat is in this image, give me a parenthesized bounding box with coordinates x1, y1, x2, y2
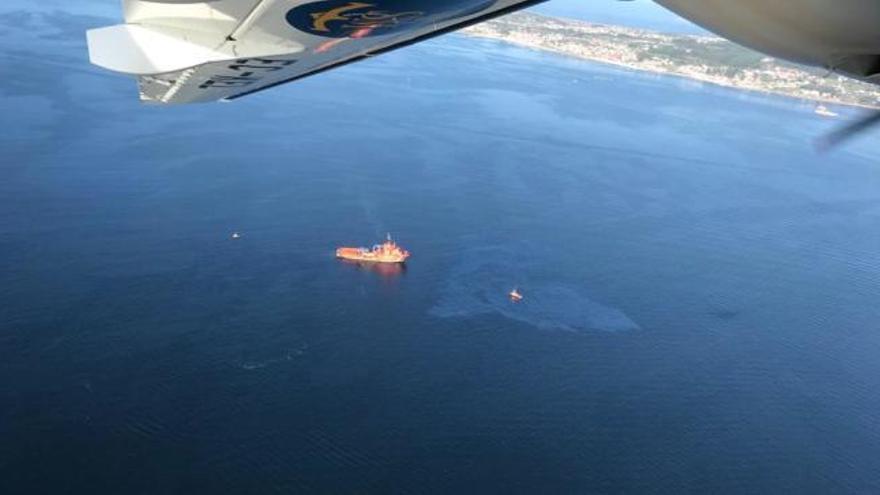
(509, 288, 523, 301)
(336, 234, 410, 264)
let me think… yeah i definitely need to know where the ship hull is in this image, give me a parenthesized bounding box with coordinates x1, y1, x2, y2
(336, 247, 408, 264)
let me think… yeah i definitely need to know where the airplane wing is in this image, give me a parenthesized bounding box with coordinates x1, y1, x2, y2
(90, 0, 880, 108)
(87, 0, 546, 104)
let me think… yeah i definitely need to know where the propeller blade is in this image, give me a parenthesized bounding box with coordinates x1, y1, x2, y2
(816, 110, 880, 151)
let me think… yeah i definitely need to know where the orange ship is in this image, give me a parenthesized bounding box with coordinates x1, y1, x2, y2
(336, 234, 410, 264)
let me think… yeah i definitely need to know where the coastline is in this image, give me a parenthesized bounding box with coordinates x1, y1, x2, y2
(461, 13, 878, 110)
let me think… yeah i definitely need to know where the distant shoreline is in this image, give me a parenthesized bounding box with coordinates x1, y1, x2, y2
(461, 12, 878, 110)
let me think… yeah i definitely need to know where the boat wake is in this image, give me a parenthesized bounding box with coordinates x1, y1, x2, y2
(238, 345, 308, 371)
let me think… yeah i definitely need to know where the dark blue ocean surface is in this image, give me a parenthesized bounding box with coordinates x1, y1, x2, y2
(3, 2, 880, 494)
